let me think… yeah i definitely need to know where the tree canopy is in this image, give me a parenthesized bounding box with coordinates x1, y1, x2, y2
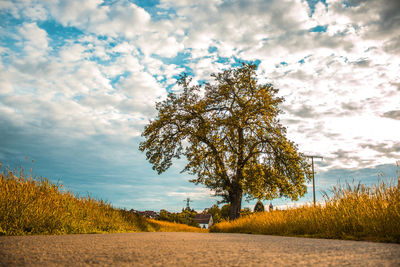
(254, 200, 265, 212)
(139, 63, 311, 220)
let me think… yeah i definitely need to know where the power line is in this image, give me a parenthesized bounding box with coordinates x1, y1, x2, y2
(183, 197, 193, 210)
(305, 155, 323, 206)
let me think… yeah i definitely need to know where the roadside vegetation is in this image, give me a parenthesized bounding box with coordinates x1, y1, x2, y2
(211, 180, 400, 243)
(157, 208, 200, 227)
(0, 165, 206, 236)
(148, 219, 206, 232)
(3, 161, 398, 241)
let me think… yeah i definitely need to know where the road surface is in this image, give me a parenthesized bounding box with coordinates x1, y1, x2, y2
(1, 232, 399, 266)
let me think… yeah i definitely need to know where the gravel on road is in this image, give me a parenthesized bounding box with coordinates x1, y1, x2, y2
(1, 232, 399, 266)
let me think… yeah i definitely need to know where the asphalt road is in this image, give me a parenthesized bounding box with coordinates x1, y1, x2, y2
(1, 232, 399, 266)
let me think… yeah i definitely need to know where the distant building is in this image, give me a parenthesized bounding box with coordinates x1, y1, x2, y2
(129, 209, 159, 219)
(194, 214, 213, 229)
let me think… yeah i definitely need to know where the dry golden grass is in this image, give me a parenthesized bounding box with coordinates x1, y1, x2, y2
(147, 219, 208, 233)
(0, 167, 206, 235)
(211, 181, 400, 243)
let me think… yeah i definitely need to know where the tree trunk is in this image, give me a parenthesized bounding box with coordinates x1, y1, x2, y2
(228, 127, 244, 221)
(228, 187, 242, 221)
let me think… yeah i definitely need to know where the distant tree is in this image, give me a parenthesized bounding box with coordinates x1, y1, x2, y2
(204, 204, 222, 223)
(220, 203, 230, 220)
(180, 209, 199, 227)
(140, 63, 311, 220)
(158, 209, 171, 221)
(254, 200, 265, 212)
(157, 209, 199, 227)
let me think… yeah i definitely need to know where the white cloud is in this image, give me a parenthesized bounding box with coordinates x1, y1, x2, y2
(139, 35, 184, 58)
(90, 2, 151, 38)
(18, 22, 49, 60)
(21, 4, 48, 20)
(112, 42, 136, 54)
(117, 70, 166, 116)
(45, 0, 103, 27)
(0, 80, 13, 95)
(0, 62, 13, 95)
(59, 43, 87, 62)
(44, 0, 151, 39)
(166, 187, 213, 201)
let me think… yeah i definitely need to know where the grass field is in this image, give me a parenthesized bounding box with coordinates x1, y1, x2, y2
(211, 180, 400, 243)
(3, 163, 398, 241)
(0, 166, 206, 236)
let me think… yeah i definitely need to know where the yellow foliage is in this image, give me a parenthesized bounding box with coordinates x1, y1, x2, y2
(147, 219, 208, 233)
(0, 167, 207, 235)
(211, 181, 400, 243)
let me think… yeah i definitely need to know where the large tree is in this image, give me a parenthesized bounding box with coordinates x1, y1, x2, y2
(139, 63, 311, 220)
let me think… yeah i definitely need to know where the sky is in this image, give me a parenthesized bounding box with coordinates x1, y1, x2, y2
(0, 0, 399, 212)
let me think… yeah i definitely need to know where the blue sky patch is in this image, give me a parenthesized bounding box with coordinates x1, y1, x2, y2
(111, 71, 131, 87)
(152, 51, 192, 66)
(39, 21, 84, 52)
(208, 46, 218, 53)
(307, 0, 327, 16)
(309, 25, 328, 32)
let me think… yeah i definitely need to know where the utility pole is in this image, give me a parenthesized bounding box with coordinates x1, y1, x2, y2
(183, 197, 192, 210)
(183, 197, 193, 225)
(305, 155, 323, 206)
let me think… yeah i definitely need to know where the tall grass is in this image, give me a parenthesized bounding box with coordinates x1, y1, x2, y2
(147, 219, 207, 233)
(211, 181, 400, 243)
(0, 166, 205, 235)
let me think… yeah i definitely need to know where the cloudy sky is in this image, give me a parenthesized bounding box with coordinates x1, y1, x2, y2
(1, 0, 399, 212)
